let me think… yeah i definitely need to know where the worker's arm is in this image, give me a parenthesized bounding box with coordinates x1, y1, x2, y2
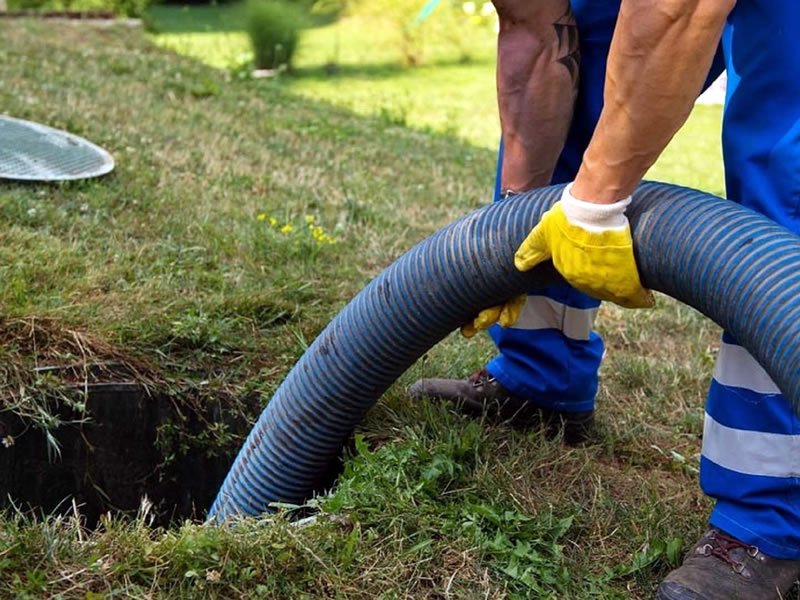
(494, 0, 578, 193)
(572, 0, 735, 203)
(462, 0, 578, 337)
(515, 0, 735, 309)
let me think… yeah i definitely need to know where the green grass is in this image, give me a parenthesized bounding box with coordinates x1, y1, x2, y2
(149, 5, 503, 148)
(149, 3, 248, 33)
(0, 14, 779, 600)
(147, 3, 725, 197)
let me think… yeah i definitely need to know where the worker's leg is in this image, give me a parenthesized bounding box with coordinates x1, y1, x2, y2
(657, 7, 800, 597)
(700, 0, 800, 559)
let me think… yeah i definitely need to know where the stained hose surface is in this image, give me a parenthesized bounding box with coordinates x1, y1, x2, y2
(209, 182, 800, 520)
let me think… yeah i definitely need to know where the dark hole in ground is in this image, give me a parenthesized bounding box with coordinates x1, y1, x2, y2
(0, 383, 348, 527)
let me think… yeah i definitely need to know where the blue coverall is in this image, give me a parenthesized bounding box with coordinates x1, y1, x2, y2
(488, 0, 800, 559)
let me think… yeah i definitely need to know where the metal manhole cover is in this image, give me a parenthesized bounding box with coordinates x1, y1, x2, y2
(0, 115, 114, 181)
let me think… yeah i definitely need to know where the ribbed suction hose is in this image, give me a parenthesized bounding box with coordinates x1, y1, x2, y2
(209, 182, 800, 520)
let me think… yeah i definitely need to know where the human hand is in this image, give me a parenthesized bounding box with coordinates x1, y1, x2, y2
(460, 295, 526, 338)
(514, 184, 654, 309)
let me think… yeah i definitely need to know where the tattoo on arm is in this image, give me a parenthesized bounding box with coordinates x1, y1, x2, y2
(553, 7, 580, 84)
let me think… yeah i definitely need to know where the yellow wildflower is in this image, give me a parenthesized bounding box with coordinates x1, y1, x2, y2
(280, 224, 293, 234)
(269, 217, 278, 226)
(256, 213, 267, 222)
(304, 215, 315, 224)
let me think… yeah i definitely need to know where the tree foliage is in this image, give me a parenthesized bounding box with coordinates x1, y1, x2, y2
(345, 0, 497, 66)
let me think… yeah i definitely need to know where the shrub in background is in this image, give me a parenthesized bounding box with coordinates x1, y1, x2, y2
(344, 0, 496, 66)
(246, 0, 306, 70)
(112, 0, 148, 17)
(343, 0, 426, 66)
(432, 1, 497, 63)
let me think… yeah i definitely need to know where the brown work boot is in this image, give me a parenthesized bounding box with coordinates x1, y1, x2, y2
(656, 528, 800, 599)
(407, 369, 595, 445)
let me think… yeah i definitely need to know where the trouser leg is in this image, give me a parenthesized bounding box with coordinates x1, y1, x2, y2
(700, 0, 800, 559)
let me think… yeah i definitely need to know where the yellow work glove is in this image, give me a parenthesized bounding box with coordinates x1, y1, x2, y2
(514, 184, 654, 309)
(460, 294, 526, 338)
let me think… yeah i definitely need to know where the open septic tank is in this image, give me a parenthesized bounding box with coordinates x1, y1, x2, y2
(0, 380, 255, 526)
(0, 375, 347, 526)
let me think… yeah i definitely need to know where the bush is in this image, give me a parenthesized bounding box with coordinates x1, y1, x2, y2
(344, 0, 496, 66)
(246, 0, 306, 71)
(113, 0, 148, 17)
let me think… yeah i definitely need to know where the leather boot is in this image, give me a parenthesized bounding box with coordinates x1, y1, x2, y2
(657, 528, 800, 599)
(407, 369, 595, 445)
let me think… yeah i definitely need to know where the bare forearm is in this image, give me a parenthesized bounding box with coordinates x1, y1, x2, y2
(494, 0, 577, 192)
(573, 0, 734, 203)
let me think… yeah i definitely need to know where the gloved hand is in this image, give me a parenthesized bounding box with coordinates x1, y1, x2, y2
(514, 184, 654, 309)
(460, 294, 526, 338)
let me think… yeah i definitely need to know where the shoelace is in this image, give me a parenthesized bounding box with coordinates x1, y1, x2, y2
(468, 369, 495, 387)
(702, 530, 760, 574)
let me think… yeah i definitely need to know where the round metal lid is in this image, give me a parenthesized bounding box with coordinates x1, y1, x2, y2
(0, 115, 114, 181)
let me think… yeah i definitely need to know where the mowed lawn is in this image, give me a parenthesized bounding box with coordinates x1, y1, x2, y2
(1, 13, 782, 600)
(148, 4, 726, 198)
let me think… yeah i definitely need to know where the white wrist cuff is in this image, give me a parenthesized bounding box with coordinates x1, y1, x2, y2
(560, 183, 631, 232)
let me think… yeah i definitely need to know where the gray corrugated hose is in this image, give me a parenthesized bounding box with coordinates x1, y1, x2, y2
(209, 182, 800, 520)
